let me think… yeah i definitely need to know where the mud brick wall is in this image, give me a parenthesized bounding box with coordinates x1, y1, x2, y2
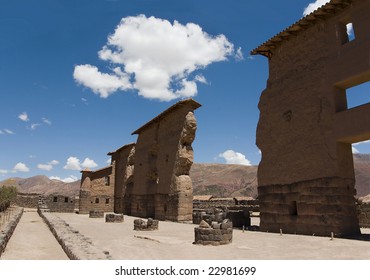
(131, 99, 200, 222)
(358, 202, 370, 228)
(45, 195, 76, 213)
(108, 143, 135, 214)
(253, 0, 370, 236)
(194, 220, 233, 246)
(79, 166, 114, 214)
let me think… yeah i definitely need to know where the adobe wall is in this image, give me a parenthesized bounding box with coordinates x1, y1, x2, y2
(254, 0, 369, 236)
(109, 143, 135, 214)
(14, 193, 39, 208)
(45, 195, 76, 213)
(79, 166, 114, 214)
(131, 99, 200, 222)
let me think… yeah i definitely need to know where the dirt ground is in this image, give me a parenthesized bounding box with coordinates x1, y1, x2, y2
(51, 213, 370, 260)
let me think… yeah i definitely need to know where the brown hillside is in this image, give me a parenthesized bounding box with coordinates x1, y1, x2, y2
(1, 153, 370, 199)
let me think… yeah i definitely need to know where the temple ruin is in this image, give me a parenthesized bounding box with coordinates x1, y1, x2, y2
(79, 166, 114, 214)
(130, 99, 201, 222)
(78, 98, 201, 222)
(251, 0, 370, 236)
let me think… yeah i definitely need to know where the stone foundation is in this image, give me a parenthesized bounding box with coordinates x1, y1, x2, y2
(259, 178, 360, 236)
(134, 218, 159, 231)
(89, 210, 104, 218)
(194, 219, 233, 246)
(105, 213, 124, 223)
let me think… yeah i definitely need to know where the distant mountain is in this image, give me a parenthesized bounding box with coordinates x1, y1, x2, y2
(0, 175, 80, 196)
(1, 154, 370, 199)
(190, 163, 258, 198)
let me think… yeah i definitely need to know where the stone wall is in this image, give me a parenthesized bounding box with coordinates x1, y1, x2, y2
(251, 0, 369, 236)
(44, 195, 76, 213)
(358, 202, 370, 228)
(134, 218, 159, 231)
(0, 207, 23, 257)
(194, 220, 233, 246)
(108, 143, 135, 214)
(130, 99, 201, 222)
(79, 166, 114, 214)
(15, 193, 39, 208)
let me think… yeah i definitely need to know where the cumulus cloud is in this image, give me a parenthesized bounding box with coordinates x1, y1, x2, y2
(19, 112, 29, 122)
(13, 162, 30, 172)
(63, 156, 81, 170)
(37, 160, 59, 171)
(50, 175, 78, 183)
(74, 15, 239, 101)
(303, 0, 330, 16)
(63, 156, 98, 171)
(81, 158, 98, 169)
(218, 150, 252, 166)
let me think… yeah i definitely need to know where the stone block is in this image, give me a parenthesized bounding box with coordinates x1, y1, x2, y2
(105, 213, 124, 223)
(89, 210, 104, 218)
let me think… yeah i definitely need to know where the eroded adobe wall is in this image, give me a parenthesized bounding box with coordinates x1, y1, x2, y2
(79, 167, 114, 214)
(132, 100, 200, 221)
(256, 0, 370, 236)
(111, 145, 135, 214)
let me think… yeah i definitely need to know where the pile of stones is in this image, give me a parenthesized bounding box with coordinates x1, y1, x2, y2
(105, 213, 124, 223)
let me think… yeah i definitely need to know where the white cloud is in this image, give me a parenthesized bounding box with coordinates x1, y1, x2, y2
(0, 169, 9, 174)
(63, 156, 98, 170)
(42, 118, 52, 125)
(235, 47, 244, 61)
(13, 162, 30, 172)
(64, 156, 82, 170)
(19, 112, 29, 122)
(37, 163, 53, 171)
(303, 0, 330, 16)
(29, 123, 41, 130)
(74, 15, 238, 101)
(73, 65, 132, 98)
(81, 158, 98, 169)
(50, 160, 59, 165)
(50, 175, 78, 183)
(218, 150, 252, 166)
(2, 129, 14, 135)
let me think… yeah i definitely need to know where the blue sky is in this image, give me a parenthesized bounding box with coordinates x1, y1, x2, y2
(1, 0, 370, 182)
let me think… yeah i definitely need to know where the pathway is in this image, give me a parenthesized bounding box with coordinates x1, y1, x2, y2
(0, 208, 69, 260)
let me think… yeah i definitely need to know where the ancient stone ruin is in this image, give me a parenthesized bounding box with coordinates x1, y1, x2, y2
(78, 98, 201, 222)
(129, 99, 201, 222)
(108, 143, 135, 214)
(89, 210, 104, 218)
(251, 0, 370, 236)
(194, 219, 233, 246)
(134, 218, 159, 231)
(79, 166, 114, 214)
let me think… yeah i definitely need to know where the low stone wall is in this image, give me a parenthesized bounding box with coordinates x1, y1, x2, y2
(134, 218, 159, 231)
(0, 207, 23, 257)
(194, 219, 233, 246)
(89, 210, 104, 218)
(358, 202, 370, 228)
(15, 193, 39, 208)
(105, 213, 124, 223)
(39, 210, 111, 260)
(193, 208, 250, 228)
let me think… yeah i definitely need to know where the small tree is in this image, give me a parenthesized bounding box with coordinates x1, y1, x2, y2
(0, 185, 17, 211)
